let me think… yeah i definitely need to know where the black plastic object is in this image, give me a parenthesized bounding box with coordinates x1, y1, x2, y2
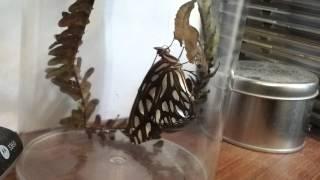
(0, 127, 23, 177)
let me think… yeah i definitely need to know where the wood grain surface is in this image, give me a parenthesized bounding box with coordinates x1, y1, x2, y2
(216, 137, 320, 180)
(4, 135, 320, 180)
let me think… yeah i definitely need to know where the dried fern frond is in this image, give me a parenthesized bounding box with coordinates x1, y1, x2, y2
(46, 0, 97, 129)
(174, 0, 204, 64)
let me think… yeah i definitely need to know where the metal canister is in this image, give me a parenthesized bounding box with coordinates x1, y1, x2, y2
(223, 61, 319, 153)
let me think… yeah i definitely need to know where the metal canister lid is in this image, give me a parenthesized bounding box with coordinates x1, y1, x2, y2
(231, 61, 319, 100)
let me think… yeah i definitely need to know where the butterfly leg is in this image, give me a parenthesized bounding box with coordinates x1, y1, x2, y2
(149, 123, 162, 140)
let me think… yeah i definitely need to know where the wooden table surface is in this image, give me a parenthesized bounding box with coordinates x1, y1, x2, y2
(4, 135, 320, 180)
(216, 137, 320, 180)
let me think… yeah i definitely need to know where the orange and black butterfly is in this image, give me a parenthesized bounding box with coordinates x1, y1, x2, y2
(126, 47, 195, 144)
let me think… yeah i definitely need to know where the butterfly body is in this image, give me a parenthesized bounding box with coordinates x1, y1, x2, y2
(126, 48, 194, 144)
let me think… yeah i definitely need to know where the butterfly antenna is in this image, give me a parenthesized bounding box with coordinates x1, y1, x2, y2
(161, 39, 175, 51)
(179, 61, 188, 66)
(183, 69, 197, 77)
(178, 47, 185, 60)
(168, 38, 175, 48)
(151, 53, 159, 66)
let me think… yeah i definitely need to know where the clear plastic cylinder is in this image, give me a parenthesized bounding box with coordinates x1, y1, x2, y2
(16, 0, 247, 179)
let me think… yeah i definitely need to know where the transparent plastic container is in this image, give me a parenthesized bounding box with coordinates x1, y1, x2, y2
(17, 130, 207, 180)
(17, 0, 247, 179)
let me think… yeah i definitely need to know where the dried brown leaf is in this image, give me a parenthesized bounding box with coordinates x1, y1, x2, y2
(105, 120, 114, 129)
(51, 77, 68, 86)
(83, 92, 91, 104)
(57, 26, 85, 39)
(59, 12, 90, 27)
(174, 0, 202, 63)
(94, 114, 102, 126)
(74, 67, 81, 80)
(86, 0, 95, 6)
(48, 56, 73, 66)
(45, 65, 70, 79)
(60, 116, 78, 127)
(72, 57, 82, 79)
(174, 0, 196, 45)
(51, 78, 77, 89)
(85, 99, 99, 119)
(72, 109, 84, 119)
(60, 117, 74, 127)
(80, 81, 91, 96)
(184, 26, 203, 62)
(61, 89, 82, 101)
(69, 1, 93, 14)
(52, 78, 82, 101)
(50, 36, 82, 50)
(83, 67, 94, 81)
(56, 71, 74, 81)
(105, 118, 128, 129)
(85, 114, 102, 138)
(76, 57, 82, 69)
(76, 0, 94, 6)
(49, 46, 77, 57)
(60, 109, 85, 128)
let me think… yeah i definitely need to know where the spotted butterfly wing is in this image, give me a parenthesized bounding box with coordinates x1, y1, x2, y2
(126, 48, 194, 144)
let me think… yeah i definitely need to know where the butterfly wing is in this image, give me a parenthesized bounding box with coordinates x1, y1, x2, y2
(127, 59, 170, 144)
(127, 58, 194, 144)
(151, 68, 194, 130)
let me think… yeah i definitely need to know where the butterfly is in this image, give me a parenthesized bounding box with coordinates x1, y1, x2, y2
(125, 47, 195, 144)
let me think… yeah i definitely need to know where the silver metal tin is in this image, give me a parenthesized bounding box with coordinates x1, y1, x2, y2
(224, 61, 319, 153)
(231, 61, 319, 100)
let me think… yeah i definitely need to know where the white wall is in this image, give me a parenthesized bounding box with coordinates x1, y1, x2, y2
(100, 0, 194, 118)
(1, 0, 198, 132)
(0, 0, 21, 131)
